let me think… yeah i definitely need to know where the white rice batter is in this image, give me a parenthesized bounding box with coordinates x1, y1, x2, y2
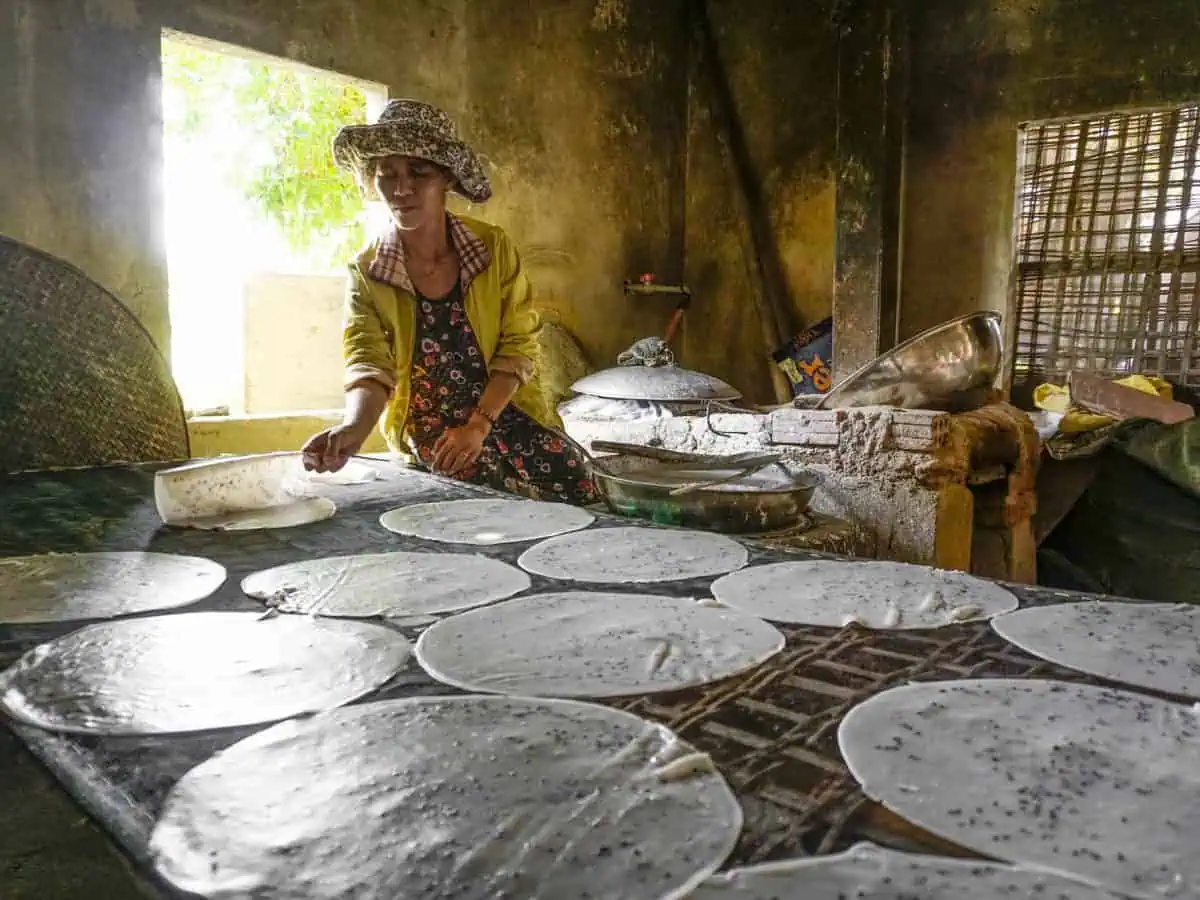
(710, 560, 1018, 629)
(992, 601, 1200, 699)
(242, 551, 531, 619)
(838, 678, 1200, 899)
(517, 527, 748, 584)
(415, 591, 785, 698)
(379, 497, 595, 545)
(0, 551, 226, 625)
(150, 695, 743, 900)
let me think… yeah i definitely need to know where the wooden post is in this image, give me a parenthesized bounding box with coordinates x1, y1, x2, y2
(832, 0, 909, 379)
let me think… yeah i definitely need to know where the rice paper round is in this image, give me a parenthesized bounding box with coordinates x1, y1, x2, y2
(380, 497, 595, 545)
(242, 551, 531, 619)
(0, 551, 226, 625)
(0, 611, 411, 735)
(415, 591, 785, 698)
(992, 601, 1200, 699)
(710, 560, 1018, 629)
(517, 527, 748, 584)
(690, 841, 1125, 899)
(176, 497, 336, 531)
(155, 452, 338, 530)
(150, 695, 743, 900)
(838, 678, 1200, 899)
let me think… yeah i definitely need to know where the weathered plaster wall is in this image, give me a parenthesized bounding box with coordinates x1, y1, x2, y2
(458, 0, 689, 371)
(680, 0, 839, 404)
(0, 0, 688, 371)
(242, 273, 344, 414)
(0, 1, 167, 346)
(901, 0, 1200, 344)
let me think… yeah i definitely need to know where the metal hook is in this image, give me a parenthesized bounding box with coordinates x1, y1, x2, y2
(704, 399, 753, 437)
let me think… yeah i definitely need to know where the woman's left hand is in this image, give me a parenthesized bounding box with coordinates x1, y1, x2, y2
(431, 417, 490, 475)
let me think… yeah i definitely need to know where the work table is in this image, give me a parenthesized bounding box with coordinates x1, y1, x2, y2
(0, 460, 1111, 898)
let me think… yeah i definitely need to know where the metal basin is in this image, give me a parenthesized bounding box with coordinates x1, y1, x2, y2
(818, 311, 1003, 412)
(590, 455, 819, 534)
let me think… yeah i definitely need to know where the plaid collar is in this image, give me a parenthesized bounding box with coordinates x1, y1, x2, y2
(367, 213, 491, 295)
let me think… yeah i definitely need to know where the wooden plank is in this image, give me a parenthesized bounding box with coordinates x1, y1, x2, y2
(1068, 371, 1195, 424)
(831, 0, 908, 378)
(1034, 456, 1103, 545)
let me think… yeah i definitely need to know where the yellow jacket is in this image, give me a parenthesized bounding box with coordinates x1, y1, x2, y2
(342, 214, 561, 455)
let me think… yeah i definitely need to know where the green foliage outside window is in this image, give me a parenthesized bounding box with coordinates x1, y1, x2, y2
(162, 39, 370, 271)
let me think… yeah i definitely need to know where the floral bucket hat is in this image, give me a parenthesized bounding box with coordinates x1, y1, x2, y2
(332, 99, 492, 204)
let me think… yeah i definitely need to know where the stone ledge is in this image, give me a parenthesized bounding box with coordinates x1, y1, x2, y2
(769, 406, 949, 452)
(561, 402, 1038, 581)
(567, 410, 953, 483)
(187, 410, 389, 458)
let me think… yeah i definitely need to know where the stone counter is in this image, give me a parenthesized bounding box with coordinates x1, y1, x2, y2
(567, 403, 1040, 582)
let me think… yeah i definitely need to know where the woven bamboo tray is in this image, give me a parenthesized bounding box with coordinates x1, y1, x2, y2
(0, 234, 189, 473)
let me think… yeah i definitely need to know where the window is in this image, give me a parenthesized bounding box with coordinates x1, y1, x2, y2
(160, 32, 387, 416)
(1011, 103, 1200, 399)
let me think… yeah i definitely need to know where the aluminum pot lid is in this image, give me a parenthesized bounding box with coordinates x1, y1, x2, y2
(570, 366, 742, 402)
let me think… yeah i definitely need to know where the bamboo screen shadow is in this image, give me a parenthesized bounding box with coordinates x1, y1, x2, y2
(1011, 103, 1200, 400)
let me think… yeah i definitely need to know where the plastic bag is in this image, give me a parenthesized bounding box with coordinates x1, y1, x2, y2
(773, 318, 834, 397)
(1034, 375, 1174, 434)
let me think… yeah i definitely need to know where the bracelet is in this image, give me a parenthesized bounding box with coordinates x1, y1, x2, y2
(472, 406, 497, 429)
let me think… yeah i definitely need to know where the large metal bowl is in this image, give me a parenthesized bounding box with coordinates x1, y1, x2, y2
(818, 311, 1003, 412)
(589, 455, 819, 534)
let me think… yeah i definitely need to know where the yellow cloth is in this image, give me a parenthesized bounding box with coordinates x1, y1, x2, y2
(1034, 375, 1174, 434)
(341, 216, 561, 456)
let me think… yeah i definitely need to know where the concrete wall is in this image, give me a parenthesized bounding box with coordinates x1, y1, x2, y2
(242, 273, 344, 414)
(1, 1, 168, 347)
(0, 0, 689, 375)
(0, 0, 845, 419)
(681, 0, 839, 404)
(901, 0, 1200, 344)
(20, 0, 1187, 428)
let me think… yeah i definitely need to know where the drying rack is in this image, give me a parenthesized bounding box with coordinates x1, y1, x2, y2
(606, 618, 1104, 866)
(0, 461, 1134, 893)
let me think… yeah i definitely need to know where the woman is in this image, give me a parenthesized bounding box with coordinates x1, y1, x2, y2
(302, 99, 596, 506)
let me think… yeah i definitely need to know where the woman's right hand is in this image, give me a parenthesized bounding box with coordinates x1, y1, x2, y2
(301, 423, 370, 473)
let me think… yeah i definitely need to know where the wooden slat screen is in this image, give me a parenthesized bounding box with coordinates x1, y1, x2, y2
(1011, 104, 1200, 396)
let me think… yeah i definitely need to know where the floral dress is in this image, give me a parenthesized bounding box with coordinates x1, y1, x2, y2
(405, 281, 597, 505)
